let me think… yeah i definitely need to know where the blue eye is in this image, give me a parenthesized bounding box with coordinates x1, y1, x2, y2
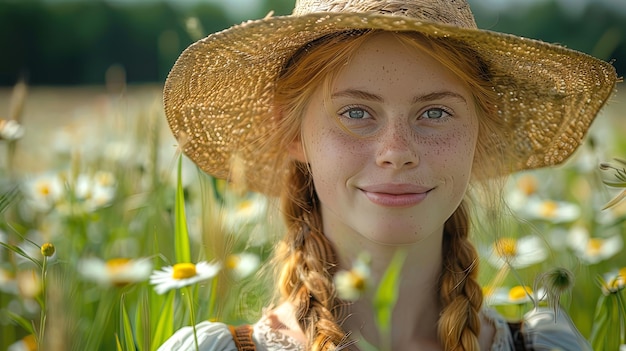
(340, 107, 371, 119)
(422, 108, 450, 119)
(348, 110, 365, 119)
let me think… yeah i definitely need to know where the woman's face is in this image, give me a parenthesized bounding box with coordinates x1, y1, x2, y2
(293, 33, 479, 245)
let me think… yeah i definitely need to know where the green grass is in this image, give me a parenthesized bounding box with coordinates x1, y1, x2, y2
(0, 85, 625, 350)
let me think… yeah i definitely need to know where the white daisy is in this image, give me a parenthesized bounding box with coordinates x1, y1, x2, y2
(0, 119, 25, 141)
(222, 194, 268, 233)
(7, 334, 37, 351)
(150, 261, 221, 295)
(78, 257, 152, 287)
(567, 226, 623, 265)
(22, 172, 65, 212)
(334, 253, 371, 301)
(486, 285, 544, 306)
(505, 173, 539, 211)
(486, 235, 548, 269)
(599, 267, 626, 295)
(75, 172, 116, 212)
(225, 252, 260, 280)
(93, 170, 116, 188)
(523, 197, 581, 223)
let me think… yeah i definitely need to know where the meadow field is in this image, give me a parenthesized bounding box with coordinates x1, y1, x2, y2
(1, 83, 625, 350)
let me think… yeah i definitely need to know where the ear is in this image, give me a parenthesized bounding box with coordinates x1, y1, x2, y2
(288, 137, 307, 163)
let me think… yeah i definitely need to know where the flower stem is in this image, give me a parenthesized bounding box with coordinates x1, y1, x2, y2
(184, 286, 199, 351)
(38, 256, 48, 349)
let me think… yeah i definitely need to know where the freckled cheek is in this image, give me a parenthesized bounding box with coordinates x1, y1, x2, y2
(453, 128, 479, 181)
(309, 126, 365, 158)
(422, 127, 478, 174)
(305, 128, 367, 191)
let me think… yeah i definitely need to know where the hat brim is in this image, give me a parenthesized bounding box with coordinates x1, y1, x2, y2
(164, 12, 617, 195)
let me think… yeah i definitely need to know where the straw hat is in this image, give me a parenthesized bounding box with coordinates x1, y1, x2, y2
(163, 0, 618, 195)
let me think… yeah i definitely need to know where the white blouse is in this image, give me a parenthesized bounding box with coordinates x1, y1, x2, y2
(157, 307, 591, 351)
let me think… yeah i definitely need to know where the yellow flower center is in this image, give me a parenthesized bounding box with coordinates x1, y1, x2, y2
(95, 172, 115, 187)
(619, 267, 626, 280)
(586, 238, 603, 256)
(23, 334, 37, 351)
(237, 200, 254, 215)
(37, 182, 51, 196)
(349, 271, 366, 292)
(539, 200, 558, 218)
(517, 175, 538, 196)
(606, 267, 626, 293)
(225, 255, 240, 270)
(508, 286, 532, 301)
(607, 277, 622, 291)
(495, 238, 517, 258)
(482, 286, 495, 297)
(106, 258, 133, 287)
(172, 263, 197, 279)
(106, 258, 131, 274)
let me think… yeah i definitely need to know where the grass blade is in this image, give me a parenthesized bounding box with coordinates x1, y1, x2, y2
(134, 291, 148, 351)
(121, 297, 135, 351)
(0, 186, 20, 214)
(0, 241, 42, 268)
(175, 156, 191, 263)
(151, 291, 174, 351)
(116, 334, 124, 351)
(590, 294, 609, 350)
(373, 249, 407, 351)
(3, 310, 35, 335)
(602, 189, 626, 210)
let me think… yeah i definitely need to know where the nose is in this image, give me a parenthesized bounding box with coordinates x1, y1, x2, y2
(375, 121, 419, 169)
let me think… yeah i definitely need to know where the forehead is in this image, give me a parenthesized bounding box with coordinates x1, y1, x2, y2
(331, 32, 471, 100)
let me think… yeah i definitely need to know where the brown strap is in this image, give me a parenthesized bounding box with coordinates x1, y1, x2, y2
(229, 324, 256, 351)
(507, 321, 531, 351)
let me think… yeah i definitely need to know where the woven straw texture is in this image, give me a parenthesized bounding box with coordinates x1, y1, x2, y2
(163, 0, 617, 195)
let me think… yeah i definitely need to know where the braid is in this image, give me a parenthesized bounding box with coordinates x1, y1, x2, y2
(275, 162, 346, 351)
(437, 201, 483, 351)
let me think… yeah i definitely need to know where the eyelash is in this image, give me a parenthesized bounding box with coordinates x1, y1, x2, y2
(421, 106, 453, 120)
(337, 105, 454, 121)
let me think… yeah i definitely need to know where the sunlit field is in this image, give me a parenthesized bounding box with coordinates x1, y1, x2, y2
(1, 83, 625, 350)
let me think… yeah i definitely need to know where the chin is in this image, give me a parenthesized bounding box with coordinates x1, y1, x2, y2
(360, 228, 427, 246)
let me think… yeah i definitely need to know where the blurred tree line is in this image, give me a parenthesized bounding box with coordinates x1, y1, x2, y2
(0, 0, 623, 86)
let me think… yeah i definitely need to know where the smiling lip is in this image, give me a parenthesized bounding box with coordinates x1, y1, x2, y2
(359, 184, 433, 208)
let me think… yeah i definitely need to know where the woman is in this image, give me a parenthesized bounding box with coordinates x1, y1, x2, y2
(159, 0, 617, 350)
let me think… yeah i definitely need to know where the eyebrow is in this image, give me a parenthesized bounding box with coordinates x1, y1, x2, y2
(331, 89, 383, 102)
(331, 89, 467, 104)
(413, 91, 467, 104)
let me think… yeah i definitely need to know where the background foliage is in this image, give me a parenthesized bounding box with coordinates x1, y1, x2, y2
(0, 0, 625, 86)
